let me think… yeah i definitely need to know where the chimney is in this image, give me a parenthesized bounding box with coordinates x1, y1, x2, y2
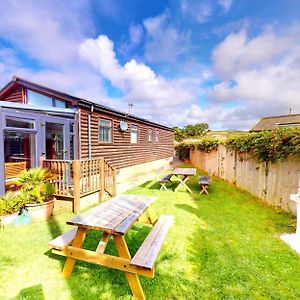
(289, 108, 292, 115)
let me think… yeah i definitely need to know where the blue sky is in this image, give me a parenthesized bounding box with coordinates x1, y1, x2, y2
(0, 0, 300, 130)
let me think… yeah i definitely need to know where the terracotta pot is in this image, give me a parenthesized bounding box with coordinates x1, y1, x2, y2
(25, 199, 55, 221)
(0, 212, 18, 227)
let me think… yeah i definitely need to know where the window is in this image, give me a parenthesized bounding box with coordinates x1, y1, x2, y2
(99, 119, 112, 143)
(148, 129, 152, 142)
(131, 125, 138, 143)
(155, 130, 159, 143)
(6, 117, 34, 129)
(27, 90, 66, 108)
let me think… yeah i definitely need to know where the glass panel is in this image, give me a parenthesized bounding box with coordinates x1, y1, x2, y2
(156, 130, 159, 142)
(148, 129, 152, 142)
(6, 117, 34, 129)
(27, 90, 53, 107)
(99, 119, 112, 142)
(54, 99, 66, 108)
(45, 123, 64, 159)
(4, 131, 36, 170)
(99, 119, 111, 126)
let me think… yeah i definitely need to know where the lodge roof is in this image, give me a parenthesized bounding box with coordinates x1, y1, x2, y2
(249, 114, 300, 132)
(0, 76, 173, 131)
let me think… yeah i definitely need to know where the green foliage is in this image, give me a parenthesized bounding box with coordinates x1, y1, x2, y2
(225, 127, 300, 162)
(175, 137, 220, 160)
(14, 168, 56, 204)
(0, 191, 22, 215)
(174, 123, 209, 141)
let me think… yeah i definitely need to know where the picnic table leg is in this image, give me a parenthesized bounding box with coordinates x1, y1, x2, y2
(62, 227, 87, 278)
(113, 235, 145, 300)
(174, 176, 193, 193)
(96, 232, 110, 253)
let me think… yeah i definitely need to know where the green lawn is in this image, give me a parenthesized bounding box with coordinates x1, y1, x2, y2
(1, 165, 300, 300)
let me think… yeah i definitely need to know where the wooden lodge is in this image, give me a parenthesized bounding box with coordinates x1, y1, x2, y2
(0, 76, 174, 211)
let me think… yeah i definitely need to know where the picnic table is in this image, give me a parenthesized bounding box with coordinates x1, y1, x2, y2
(49, 194, 173, 299)
(171, 167, 196, 193)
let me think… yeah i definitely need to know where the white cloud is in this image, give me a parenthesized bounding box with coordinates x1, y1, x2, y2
(218, 0, 232, 13)
(181, 0, 212, 23)
(79, 35, 202, 125)
(143, 11, 190, 63)
(208, 26, 300, 128)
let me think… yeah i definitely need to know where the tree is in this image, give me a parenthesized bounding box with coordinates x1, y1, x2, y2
(173, 123, 209, 141)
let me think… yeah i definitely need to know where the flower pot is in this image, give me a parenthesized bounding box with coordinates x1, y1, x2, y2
(0, 212, 18, 227)
(25, 199, 55, 221)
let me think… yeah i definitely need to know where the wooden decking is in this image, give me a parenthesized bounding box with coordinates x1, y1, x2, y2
(43, 158, 117, 213)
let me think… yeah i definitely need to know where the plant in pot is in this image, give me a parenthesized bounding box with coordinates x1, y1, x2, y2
(15, 168, 56, 221)
(0, 191, 22, 226)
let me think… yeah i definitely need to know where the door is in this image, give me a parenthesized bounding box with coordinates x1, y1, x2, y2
(45, 122, 65, 159)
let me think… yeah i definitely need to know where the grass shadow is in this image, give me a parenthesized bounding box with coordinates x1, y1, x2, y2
(13, 284, 45, 300)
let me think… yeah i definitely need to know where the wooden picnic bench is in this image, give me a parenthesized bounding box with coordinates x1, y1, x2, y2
(49, 194, 173, 299)
(199, 176, 211, 194)
(158, 174, 173, 191)
(172, 168, 196, 193)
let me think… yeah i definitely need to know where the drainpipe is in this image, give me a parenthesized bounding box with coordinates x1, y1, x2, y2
(88, 105, 93, 159)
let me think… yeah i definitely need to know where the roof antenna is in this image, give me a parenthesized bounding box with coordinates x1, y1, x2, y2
(128, 102, 134, 114)
(289, 108, 292, 115)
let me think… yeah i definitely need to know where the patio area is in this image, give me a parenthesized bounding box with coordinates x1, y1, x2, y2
(1, 164, 300, 299)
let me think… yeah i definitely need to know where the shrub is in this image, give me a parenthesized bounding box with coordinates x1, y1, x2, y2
(14, 168, 56, 205)
(0, 191, 22, 216)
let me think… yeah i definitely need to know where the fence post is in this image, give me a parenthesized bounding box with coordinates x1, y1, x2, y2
(99, 158, 105, 203)
(73, 160, 80, 213)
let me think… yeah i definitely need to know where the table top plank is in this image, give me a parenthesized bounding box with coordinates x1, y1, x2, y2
(171, 168, 196, 176)
(67, 195, 156, 235)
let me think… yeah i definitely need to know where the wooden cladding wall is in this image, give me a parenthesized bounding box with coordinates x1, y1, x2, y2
(79, 109, 174, 169)
(0, 86, 24, 103)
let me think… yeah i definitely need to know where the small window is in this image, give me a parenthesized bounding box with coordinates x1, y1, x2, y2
(6, 117, 34, 129)
(155, 130, 159, 143)
(27, 90, 53, 107)
(54, 99, 66, 108)
(131, 125, 138, 143)
(148, 129, 152, 142)
(99, 119, 112, 143)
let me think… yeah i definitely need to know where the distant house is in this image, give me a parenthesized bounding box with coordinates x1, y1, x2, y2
(250, 114, 300, 132)
(0, 76, 174, 197)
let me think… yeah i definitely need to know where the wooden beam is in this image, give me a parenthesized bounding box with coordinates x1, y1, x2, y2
(53, 246, 154, 278)
(114, 235, 146, 300)
(62, 227, 87, 278)
(73, 160, 80, 213)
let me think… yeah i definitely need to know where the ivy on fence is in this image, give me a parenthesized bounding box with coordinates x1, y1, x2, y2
(175, 127, 300, 163)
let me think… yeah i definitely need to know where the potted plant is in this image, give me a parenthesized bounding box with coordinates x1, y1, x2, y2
(0, 191, 22, 226)
(15, 168, 56, 221)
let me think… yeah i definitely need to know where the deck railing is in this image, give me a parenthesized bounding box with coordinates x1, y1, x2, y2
(42, 157, 117, 213)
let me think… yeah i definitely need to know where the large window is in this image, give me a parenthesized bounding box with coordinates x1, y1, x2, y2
(27, 90, 66, 108)
(131, 125, 138, 143)
(148, 128, 152, 142)
(99, 119, 112, 143)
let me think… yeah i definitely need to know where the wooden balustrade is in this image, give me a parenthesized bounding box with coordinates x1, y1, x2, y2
(42, 157, 117, 213)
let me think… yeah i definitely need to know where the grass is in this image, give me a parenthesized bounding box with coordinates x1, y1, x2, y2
(1, 164, 300, 299)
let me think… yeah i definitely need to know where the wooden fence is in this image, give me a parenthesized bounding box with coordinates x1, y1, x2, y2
(190, 145, 300, 213)
(43, 158, 116, 213)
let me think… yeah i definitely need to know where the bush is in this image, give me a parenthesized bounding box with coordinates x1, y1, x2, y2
(14, 168, 56, 205)
(0, 191, 22, 216)
(224, 127, 300, 162)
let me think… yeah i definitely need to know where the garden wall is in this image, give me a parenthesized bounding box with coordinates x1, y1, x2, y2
(190, 145, 300, 213)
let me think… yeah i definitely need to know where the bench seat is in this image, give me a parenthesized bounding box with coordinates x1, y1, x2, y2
(48, 227, 78, 250)
(199, 176, 211, 195)
(130, 215, 173, 270)
(159, 174, 173, 183)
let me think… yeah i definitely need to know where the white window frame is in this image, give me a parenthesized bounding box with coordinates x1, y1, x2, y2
(98, 118, 112, 143)
(131, 125, 138, 143)
(155, 129, 159, 143)
(148, 128, 153, 143)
